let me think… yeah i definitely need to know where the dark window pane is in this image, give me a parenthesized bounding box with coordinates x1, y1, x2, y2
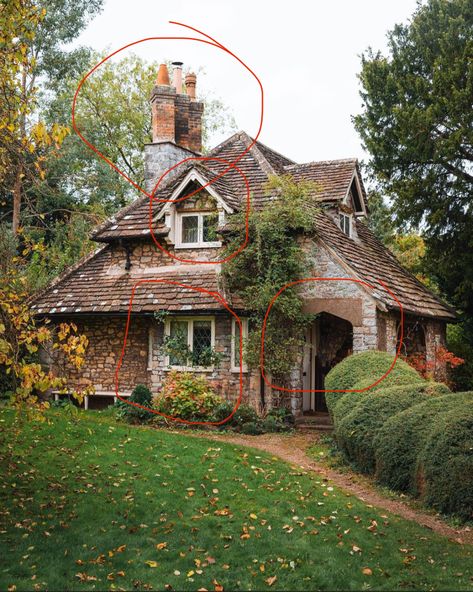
(193, 320, 212, 365)
(182, 216, 198, 243)
(169, 320, 189, 366)
(203, 214, 218, 242)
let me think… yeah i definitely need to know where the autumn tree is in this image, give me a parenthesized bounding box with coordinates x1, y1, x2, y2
(0, 0, 103, 235)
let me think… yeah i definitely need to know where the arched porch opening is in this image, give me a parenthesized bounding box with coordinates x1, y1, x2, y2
(302, 312, 353, 413)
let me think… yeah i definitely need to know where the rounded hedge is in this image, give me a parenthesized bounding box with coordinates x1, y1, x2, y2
(335, 382, 448, 474)
(374, 391, 471, 494)
(325, 351, 423, 418)
(416, 402, 473, 521)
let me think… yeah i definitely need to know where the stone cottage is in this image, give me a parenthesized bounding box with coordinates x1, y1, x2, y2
(31, 63, 455, 415)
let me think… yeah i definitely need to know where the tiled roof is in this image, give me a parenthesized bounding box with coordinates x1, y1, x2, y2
(31, 131, 454, 321)
(31, 248, 231, 315)
(283, 159, 357, 202)
(315, 212, 456, 320)
(92, 161, 243, 242)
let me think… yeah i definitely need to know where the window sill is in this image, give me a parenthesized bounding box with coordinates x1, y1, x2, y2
(164, 366, 214, 373)
(175, 242, 221, 249)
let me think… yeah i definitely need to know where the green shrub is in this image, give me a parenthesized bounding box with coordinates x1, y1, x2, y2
(241, 421, 264, 435)
(417, 402, 473, 521)
(336, 382, 447, 474)
(375, 391, 471, 494)
(266, 406, 295, 427)
(325, 351, 423, 419)
(213, 402, 292, 433)
(212, 401, 236, 427)
(116, 384, 154, 423)
(153, 371, 222, 422)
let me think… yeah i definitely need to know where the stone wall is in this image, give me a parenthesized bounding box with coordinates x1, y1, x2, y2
(54, 314, 255, 406)
(109, 240, 221, 271)
(302, 240, 379, 352)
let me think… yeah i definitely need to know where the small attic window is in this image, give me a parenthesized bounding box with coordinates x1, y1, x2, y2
(349, 176, 363, 213)
(339, 212, 352, 237)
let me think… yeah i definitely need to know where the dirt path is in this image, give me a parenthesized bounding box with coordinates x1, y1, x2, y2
(190, 430, 473, 545)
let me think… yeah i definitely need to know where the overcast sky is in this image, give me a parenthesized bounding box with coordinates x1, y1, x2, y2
(75, 0, 419, 164)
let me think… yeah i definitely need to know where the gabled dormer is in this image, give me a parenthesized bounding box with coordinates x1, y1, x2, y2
(156, 168, 234, 248)
(336, 167, 367, 240)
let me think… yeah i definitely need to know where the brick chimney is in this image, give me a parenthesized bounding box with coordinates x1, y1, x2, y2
(149, 63, 203, 152)
(145, 63, 204, 193)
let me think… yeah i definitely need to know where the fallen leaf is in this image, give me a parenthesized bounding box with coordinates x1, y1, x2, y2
(266, 576, 277, 586)
(362, 568, 373, 576)
(352, 545, 362, 553)
(156, 542, 167, 550)
(75, 573, 97, 582)
(145, 560, 158, 568)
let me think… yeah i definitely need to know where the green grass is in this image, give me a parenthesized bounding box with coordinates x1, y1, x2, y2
(1, 409, 473, 591)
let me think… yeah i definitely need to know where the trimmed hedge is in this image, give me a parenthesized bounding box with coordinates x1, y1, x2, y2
(336, 382, 448, 474)
(325, 351, 423, 419)
(375, 391, 473, 494)
(417, 402, 473, 521)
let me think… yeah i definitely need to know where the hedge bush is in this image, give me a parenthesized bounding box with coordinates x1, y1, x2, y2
(325, 351, 423, 419)
(336, 382, 448, 474)
(416, 402, 473, 521)
(375, 391, 472, 494)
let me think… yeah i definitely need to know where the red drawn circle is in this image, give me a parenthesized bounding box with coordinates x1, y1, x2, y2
(260, 277, 404, 393)
(71, 21, 264, 213)
(114, 279, 245, 426)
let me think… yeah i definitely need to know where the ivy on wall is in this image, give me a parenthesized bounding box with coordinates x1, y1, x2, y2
(222, 175, 319, 384)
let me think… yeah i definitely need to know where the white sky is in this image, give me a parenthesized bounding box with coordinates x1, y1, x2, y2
(75, 0, 419, 164)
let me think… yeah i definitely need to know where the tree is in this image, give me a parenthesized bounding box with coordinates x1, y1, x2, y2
(0, 232, 90, 418)
(354, 0, 473, 317)
(42, 55, 238, 212)
(0, 0, 103, 235)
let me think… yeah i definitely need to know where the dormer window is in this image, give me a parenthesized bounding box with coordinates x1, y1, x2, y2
(176, 212, 220, 248)
(339, 212, 352, 237)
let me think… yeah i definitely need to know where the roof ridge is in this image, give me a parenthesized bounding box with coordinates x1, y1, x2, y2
(209, 129, 277, 177)
(284, 158, 358, 169)
(255, 139, 296, 165)
(30, 245, 109, 308)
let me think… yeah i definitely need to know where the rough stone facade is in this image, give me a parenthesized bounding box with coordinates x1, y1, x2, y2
(51, 234, 448, 412)
(57, 313, 257, 407)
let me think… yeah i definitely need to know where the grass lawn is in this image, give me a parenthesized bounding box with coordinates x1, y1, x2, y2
(1, 409, 472, 591)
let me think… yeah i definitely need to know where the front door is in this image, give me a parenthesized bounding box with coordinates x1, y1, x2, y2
(302, 321, 328, 413)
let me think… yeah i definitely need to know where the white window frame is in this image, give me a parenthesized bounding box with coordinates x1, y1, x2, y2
(231, 317, 249, 373)
(175, 212, 221, 249)
(147, 325, 155, 371)
(339, 212, 352, 237)
(164, 316, 216, 372)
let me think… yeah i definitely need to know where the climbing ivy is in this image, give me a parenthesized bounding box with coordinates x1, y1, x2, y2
(222, 175, 318, 383)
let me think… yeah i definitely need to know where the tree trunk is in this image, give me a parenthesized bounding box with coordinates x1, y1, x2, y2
(12, 163, 22, 235)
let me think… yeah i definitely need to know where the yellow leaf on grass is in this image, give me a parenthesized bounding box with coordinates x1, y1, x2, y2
(156, 542, 167, 550)
(362, 568, 373, 576)
(265, 575, 277, 586)
(145, 560, 158, 568)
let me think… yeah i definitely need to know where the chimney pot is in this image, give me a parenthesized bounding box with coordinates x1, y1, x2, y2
(172, 61, 183, 94)
(156, 63, 170, 86)
(185, 72, 197, 100)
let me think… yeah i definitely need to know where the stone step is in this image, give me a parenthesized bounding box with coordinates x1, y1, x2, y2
(295, 415, 332, 426)
(296, 423, 334, 432)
